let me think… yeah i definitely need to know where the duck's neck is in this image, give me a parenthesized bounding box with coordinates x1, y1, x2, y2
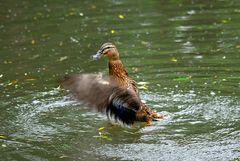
(108, 60, 129, 87)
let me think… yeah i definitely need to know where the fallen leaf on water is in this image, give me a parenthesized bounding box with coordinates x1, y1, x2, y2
(93, 135, 112, 141)
(40, 112, 48, 116)
(79, 12, 84, 16)
(174, 77, 191, 81)
(3, 60, 12, 64)
(41, 34, 49, 38)
(30, 54, 40, 59)
(118, 14, 125, 19)
(171, 57, 178, 62)
(8, 80, 18, 86)
(100, 135, 112, 141)
(138, 86, 148, 90)
(59, 41, 63, 46)
(141, 41, 150, 45)
(66, 11, 77, 16)
(70, 37, 79, 43)
(137, 82, 149, 90)
(31, 40, 36, 45)
(91, 5, 96, 9)
(57, 56, 68, 62)
(0, 135, 7, 139)
(59, 155, 69, 159)
(132, 67, 139, 72)
(93, 130, 112, 141)
(111, 29, 116, 34)
(98, 127, 105, 131)
(25, 77, 36, 81)
(1, 144, 7, 148)
(236, 45, 240, 48)
(137, 82, 149, 85)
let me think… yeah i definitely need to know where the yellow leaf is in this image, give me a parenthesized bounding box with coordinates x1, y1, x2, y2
(98, 127, 105, 131)
(31, 40, 36, 45)
(138, 86, 148, 90)
(221, 19, 228, 23)
(0, 135, 7, 139)
(25, 77, 36, 81)
(8, 80, 18, 86)
(171, 58, 178, 62)
(100, 135, 112, 141)
(111, 29, 116, 34)
(118, 14, 125, 19)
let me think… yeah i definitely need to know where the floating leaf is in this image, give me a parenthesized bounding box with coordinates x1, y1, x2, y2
(118, 14, 125, 19)
(91, 5, 96, 9)
(221, 19, 228, 23)
(236, 45, 240, 48)
(123, 130, 136, 135)
(59, 155, 69, 159)
(31, 54, 40, 59)
(100, 135, 112, 141)
(137, 82, 149, 85)
(8, 80, 18, 86)
(138, 86, 148, 90)
(1, 144, 7, 148)
(31, 40, 36, 45)
(174, 77, 191, 81)
(70, 37, 79, 43)
(110, 29, 116, 34)
(171, 57, 178, 62)
(0, 135, 7, 139)
(41, 34, 49, 38)
(59, 41, 63, 46)
(98, 127, 105, 131)
(58, 56, 68, 62)
(227, 77, 240, 80)
(3, 60, 12, 64)
(79, 12, 84, 16)
(93, 135, 112, 141)
(25, 78, 36, 81)
(141, 41, 150, 46)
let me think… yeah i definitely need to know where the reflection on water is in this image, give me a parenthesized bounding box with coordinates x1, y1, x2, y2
(1, 0, 240, 160)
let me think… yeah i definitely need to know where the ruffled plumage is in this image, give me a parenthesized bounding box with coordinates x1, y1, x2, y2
(60, 43, 163, 126)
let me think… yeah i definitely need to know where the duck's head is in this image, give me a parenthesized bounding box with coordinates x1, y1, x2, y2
(93, 43, 119, 61)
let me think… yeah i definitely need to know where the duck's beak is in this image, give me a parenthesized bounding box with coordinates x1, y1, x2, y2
(92, 50, 102, 60)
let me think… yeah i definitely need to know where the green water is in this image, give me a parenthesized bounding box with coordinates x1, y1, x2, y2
(1, 0, 240, 161)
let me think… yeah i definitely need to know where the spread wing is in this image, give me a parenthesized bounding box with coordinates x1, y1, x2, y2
(60, 74, 141, 125)
(130, 79, 139, 96)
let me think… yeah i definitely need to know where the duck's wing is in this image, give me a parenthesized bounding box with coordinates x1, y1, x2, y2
(107, 87, 141, 125)
(130, 79, 139, 96)
(60, 74, 142, 125)
(60, 74, 110, 112)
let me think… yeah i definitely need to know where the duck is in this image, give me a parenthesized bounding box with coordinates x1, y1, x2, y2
(61, 43, 163, 126)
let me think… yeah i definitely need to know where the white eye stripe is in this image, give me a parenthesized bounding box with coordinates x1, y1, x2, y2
(101, 45, 115, 52)
(100, 42, 115, 50)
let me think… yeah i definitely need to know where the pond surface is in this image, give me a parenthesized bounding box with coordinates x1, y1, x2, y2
(1, 0, 240, 161)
